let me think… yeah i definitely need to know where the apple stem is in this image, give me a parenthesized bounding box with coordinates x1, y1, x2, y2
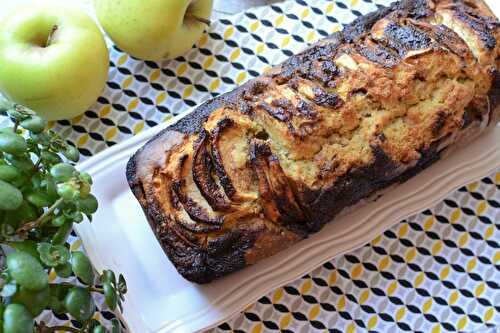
(46, 25, 58, 47)
(185, 14, 211, 26)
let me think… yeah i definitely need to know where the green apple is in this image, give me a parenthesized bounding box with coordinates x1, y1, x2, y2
(0, 1, 109, 121)
(94, 0, 213, 61)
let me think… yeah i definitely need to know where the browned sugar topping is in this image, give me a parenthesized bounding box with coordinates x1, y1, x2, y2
(157, 0, 500, 247)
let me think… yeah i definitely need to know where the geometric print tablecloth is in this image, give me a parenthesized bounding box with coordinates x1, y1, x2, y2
(210, 174, 500, 333)
(41, 0, 500, 331)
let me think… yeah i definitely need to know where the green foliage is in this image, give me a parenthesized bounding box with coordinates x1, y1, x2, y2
(3, 303, 34, 333)
(6, 252, 48, 291)
(71, 251, 95, 285)
(0, 100, 126, 333)
(0, 179, 23, 211)
(64, 287, 95, 322)
(37, 243, 70, 267)
(11, 285, 49, 316)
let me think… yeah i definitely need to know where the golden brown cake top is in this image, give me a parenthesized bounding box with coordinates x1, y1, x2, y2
(152, 0, 500, 246)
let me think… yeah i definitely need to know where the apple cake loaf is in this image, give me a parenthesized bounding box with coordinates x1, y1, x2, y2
(127, 0, 500, 283)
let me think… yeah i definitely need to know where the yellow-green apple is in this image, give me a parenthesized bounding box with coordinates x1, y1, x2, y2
(94, 0, 213, 61)
(0, 2, 109, 121)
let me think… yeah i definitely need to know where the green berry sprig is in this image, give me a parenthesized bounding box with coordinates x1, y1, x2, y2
(0, 99, 126, 333)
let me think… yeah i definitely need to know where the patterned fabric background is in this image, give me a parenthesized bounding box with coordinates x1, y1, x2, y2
(33, 0, 500, 331)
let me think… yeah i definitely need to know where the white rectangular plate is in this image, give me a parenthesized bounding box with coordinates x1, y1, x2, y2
(75, 104, 500, 333)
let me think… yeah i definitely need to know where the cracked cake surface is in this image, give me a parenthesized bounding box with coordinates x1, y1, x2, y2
(127, 0, 500, 283)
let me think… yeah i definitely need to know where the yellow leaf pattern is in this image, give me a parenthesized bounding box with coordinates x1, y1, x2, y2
(272, 288, 283, 303)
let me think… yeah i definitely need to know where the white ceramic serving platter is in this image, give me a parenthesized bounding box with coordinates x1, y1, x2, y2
(75, 99, 500, 333)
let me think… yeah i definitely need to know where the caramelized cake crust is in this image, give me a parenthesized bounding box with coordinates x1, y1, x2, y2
(127, 0, 500, 283)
